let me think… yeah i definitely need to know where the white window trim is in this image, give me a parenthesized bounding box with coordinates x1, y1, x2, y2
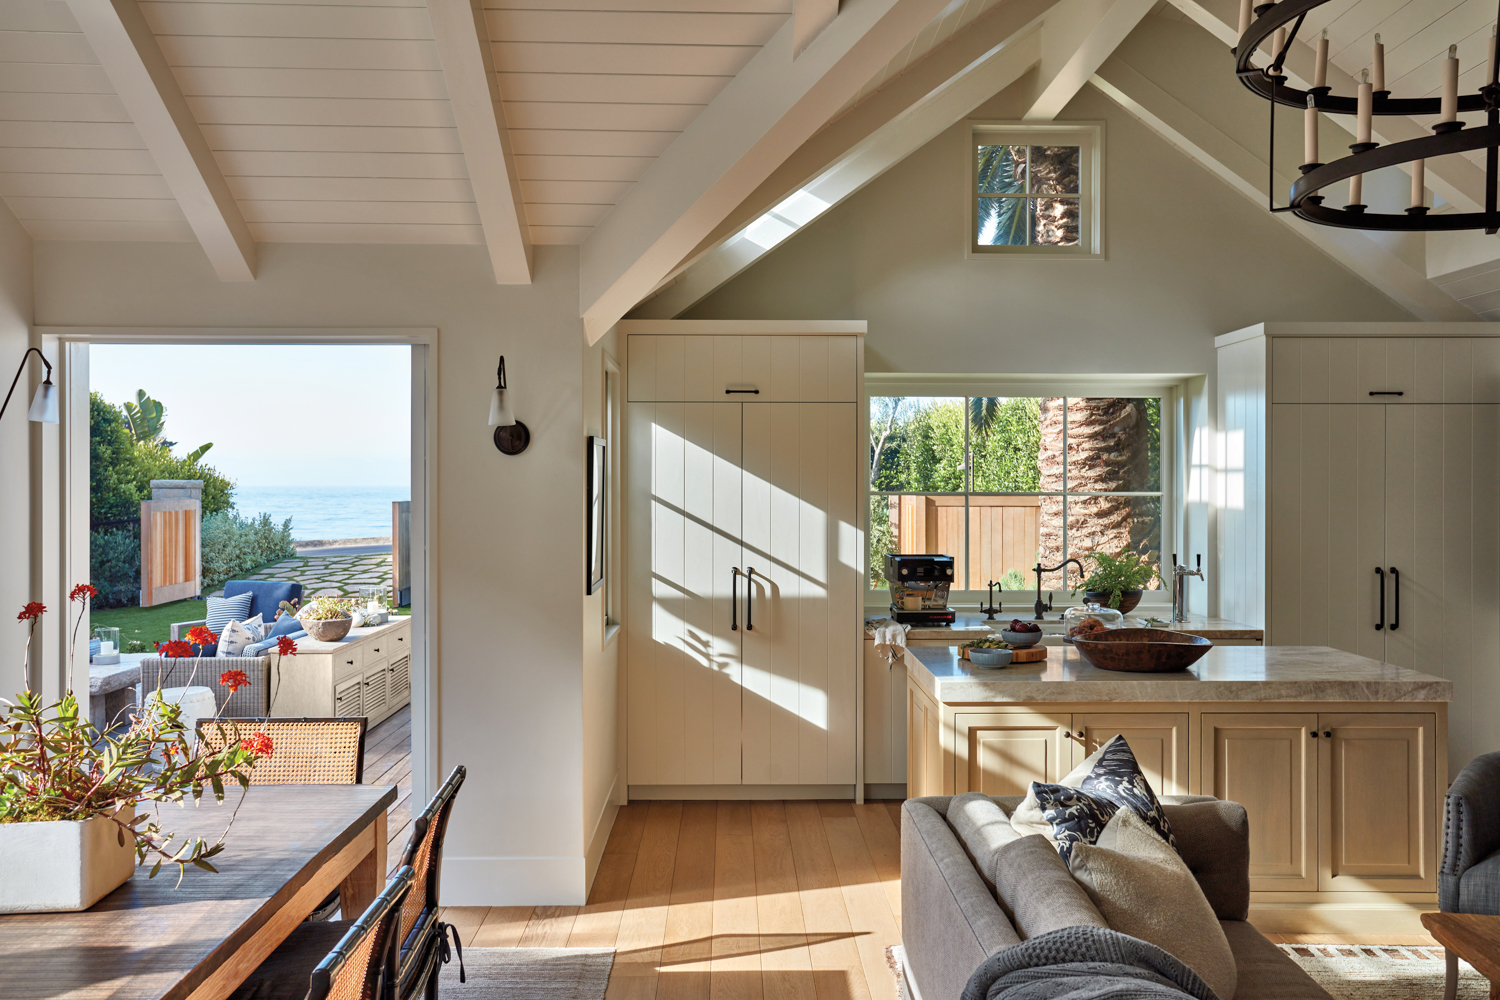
(968, 121, 1104, 259)
(865, 372, 1178, 610)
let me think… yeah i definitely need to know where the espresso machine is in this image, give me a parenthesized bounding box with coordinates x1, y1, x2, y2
(884, 553, 956, 625)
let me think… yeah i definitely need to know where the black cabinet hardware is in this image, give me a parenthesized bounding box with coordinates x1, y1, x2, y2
(1375, 567, 1386, 630)
(1311, 731, 1319, 737)
(1389, 567, 1400, 630)
(1368, 391, 1405, 396)
(745, 567, 757, 631)
(1324, 731, 1332, 738)
(730, 567, 741, 631)
(725, 388, 760, 394)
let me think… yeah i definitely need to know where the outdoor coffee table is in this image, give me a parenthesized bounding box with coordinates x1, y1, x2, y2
(1422, 911, 1500, 1000)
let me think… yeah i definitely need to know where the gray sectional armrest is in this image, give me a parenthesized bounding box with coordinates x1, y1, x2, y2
(903, 799, 1020, 1000)
(139, 656, 269, 718)
(170, 618, 208, 642)
(1441, 751, 1500, 911)
(1163, 799, 1252, 920)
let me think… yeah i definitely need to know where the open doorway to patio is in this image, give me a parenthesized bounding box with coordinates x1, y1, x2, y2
(57, 329, 435, 882)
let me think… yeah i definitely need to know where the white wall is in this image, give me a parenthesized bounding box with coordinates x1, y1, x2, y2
(0, 200, 32, 684)
(34, 240, 606, 904)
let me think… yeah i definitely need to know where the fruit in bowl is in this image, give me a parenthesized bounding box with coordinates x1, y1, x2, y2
(1001, 619, 1044, 647)
(1067, 616, 1110, 641)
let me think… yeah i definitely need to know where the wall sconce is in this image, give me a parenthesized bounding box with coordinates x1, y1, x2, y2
(488, 355, 529, 455)
(1, 347, 59, 424)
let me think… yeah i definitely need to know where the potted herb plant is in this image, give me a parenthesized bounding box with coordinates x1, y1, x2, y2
(1081, 549, 1161, 613)
(295, 596, 356, 642)
(0, 587, 276, 913)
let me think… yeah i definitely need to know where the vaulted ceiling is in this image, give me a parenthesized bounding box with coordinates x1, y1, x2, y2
(3, 0, 1498, 328)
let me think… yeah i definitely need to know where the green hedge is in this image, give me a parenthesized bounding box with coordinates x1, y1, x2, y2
(90, 529, 141, 608)
(202, 511, 296, 592)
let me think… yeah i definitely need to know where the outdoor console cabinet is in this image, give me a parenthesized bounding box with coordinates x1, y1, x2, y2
(268, 618, 412, 727)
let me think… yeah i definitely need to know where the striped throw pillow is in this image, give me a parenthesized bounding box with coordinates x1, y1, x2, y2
(204, 593, 253, 638)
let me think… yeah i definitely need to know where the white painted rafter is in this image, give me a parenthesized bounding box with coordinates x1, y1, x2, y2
(795, 0, 840, 57)
(578, 0, 958, 343)
(65, 0, 255, 281)
(1091, 58, 1473, 321)
(427, 0, 532, 284)
(1023, 0, 1158, 119)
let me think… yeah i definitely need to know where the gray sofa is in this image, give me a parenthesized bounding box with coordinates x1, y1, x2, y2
(901, 795, 1332, 1000)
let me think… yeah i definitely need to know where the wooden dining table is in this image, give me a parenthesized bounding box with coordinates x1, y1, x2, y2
(0, 783, 396, 1000)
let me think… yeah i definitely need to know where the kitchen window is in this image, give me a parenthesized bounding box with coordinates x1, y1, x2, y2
(868, 393, 1165, 600)
(972, 123, 1102, 256)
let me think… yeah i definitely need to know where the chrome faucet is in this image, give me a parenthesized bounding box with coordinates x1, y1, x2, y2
(1171, 553, 1203, 623)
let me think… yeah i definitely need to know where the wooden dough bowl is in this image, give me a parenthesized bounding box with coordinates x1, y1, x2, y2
(1072, 628, 1213, 672)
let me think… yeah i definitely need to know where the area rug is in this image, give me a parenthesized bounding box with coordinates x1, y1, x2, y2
(1277, 943, 1487, 1000)
(440, 947, 614, 1000)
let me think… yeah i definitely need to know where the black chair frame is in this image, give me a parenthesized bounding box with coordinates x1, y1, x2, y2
(396, 765, 468, 1000)
(309, 865, 415, 1000)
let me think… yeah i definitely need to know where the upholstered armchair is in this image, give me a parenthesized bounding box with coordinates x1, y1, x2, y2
(1439, 751, 1500, 999)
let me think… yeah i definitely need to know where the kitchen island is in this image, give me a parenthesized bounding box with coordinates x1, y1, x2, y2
(904, 642, 1452, 934)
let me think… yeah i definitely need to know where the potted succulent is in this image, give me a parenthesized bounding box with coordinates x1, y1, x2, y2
(1081, 549, 1161, 613)
(295, 596, 356, 642)
(0, 586, 275, 913)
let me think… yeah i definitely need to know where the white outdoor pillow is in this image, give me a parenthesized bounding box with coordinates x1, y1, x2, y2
(1067, 808, 1238, 1000)
(216, 614, 267, 657)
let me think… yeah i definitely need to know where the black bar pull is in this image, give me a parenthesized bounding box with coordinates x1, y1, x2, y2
(725, 388, 761, 394)
(1368, 391, 1405, 396)
(1375, 567, 1386, 630)
(745, 568, 756, 632)
(731, 567, 741, 631)
(1389, 566, 1400, 631)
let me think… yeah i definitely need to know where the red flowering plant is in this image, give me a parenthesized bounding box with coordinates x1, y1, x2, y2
(1, 588, 274, 882)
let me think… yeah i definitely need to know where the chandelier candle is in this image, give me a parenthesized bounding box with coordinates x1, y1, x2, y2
(1350, 69, 1371, 206)
(1442, 45, 1460, 122)
(1490, 26, 1497, 84)
(1271, 25, 1286, 58)
(1372, 34, 1385, 91)
(1314, 30, 1329, 88)
(1305, 94, 1319, 165)
(1411, 158, 1425, 210)
(1238, 0, 1252, 42)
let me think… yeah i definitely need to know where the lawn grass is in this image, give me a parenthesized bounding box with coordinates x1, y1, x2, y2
(92, 599, 206, 651)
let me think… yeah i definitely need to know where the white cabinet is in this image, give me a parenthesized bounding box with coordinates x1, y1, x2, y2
(269, 618, 411, 727)
(626, 332, 862, 789)
(1222, 327, 1498, 770)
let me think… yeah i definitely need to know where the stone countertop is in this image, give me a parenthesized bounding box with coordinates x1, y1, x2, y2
(865, 611, 1263, 642)
(291, 615, 411, 653)
(905, 644, 1452, 704)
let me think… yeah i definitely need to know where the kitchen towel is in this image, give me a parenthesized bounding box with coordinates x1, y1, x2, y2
(867, 618, 910, 664)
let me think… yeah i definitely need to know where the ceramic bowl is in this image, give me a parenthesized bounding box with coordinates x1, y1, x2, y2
(967, 647, 1013, 668)
(1071, 627, 1212, 673)
(300, 616, 353, 643)
(1000, 628, 1043, 647)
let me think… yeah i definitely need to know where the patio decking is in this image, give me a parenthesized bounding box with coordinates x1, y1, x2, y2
(245, 550, 394, 601)
(360, 703, 413, 877)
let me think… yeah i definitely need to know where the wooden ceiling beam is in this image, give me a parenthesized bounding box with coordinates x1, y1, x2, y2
(65, 0, 255, 281)
(1023, 0, 1158, 119)
(427, 0, 532, 284)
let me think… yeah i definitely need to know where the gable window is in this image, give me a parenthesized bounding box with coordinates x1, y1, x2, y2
(971, 123, 1102, 256)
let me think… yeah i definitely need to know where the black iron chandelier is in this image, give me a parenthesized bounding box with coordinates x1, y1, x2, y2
(1236, 0, 1500, 232)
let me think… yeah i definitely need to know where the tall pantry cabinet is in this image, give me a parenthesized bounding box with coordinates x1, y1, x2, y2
(623, 324, 865, 794)
(1218, 325, 1500, 770)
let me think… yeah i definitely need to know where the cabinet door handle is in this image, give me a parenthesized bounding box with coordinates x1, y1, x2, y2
(725, 388, 760, 394)
(1375, 567, 1386, 630)
(1389, 567, 1400, 631)
(1324, 730, 1332, 738)
(1310, 731, 1319, 738)
(1368, 390, 1405, 396)
(731, 567, 741, 631)
(745, 567, 756, 632)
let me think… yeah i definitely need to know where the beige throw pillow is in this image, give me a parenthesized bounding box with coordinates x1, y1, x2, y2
(216, 614, 266, 658)
(1066, 809, 1238, 1000)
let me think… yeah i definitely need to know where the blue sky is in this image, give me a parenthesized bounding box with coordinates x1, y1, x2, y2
(90, 344, 411, 488)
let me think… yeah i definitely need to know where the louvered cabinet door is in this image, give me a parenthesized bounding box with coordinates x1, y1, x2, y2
(626, 401, 744, 786)
(740, 402, 858, 784)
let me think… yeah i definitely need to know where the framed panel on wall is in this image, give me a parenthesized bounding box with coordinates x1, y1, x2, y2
(587, 435, 606, 594)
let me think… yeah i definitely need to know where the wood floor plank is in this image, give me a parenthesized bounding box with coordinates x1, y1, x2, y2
(821, 814, 900, 1000)
(752, 802, 817, 1000)
(439, 905, 489, 947)
(817, 801, 854, 819)
(659, 802, 718, 1000)
(608, 803, 652, 856)
(711, 802, 762, 1000)
(570, 849, 638, 947)
(881, 802, 902, 829)
(851, 805, 902, 922)
(609, 801, 686, 1000)
(520, 905, 582, 947)
(784, 802, 873, 1000)
(471, 906, 536, 947)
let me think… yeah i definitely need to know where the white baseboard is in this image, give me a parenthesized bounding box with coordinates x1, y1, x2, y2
(585, 773, 620, 892)
(440, 855, 587, 906)
(629, 783, 855, 800)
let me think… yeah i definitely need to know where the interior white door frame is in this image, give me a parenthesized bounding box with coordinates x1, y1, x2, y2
(34, 326, 440, 808)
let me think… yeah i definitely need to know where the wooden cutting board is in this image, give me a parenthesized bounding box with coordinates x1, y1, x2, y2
(1009, 646, 1048, 663)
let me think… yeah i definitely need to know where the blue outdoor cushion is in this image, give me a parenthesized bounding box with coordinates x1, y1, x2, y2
(223, 580, 304, 622)
(267, 613, 304, 639)
(244, 629, 308, 658)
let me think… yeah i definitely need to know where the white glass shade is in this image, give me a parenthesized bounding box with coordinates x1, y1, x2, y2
(27, 382, 57, 423)
(488, 386, 515, 427)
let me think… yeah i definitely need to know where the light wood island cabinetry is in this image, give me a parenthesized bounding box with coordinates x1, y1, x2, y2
(906, 643, 1450, 933)
(268, 617, 412, 727)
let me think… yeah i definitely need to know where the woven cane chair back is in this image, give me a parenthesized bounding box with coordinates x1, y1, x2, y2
(197, 717, 367, 785)
(310, 866, 415, 1000)
(398, 765, 466, 946)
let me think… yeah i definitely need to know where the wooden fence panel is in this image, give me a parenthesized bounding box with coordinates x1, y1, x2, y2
(392, 500, 411, 607)
(140, 498, 201, 607)
(888, 494, 1040, 589)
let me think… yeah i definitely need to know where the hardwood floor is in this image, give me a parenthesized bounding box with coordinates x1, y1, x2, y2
(440, 800, 907, 1000)
(359, 703, 413, 877)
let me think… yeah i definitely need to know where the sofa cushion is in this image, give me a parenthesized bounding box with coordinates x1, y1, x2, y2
(216, 615, 267, 657)
(904, 801, 1020, 956)
(224, 580, 304, 622)
(1011, 782, 1120, 863)
(1165, 801, 1251, 920)
(1062, 735, 1178, 850)
(1220, 920, 1332, 1000)
(948, 793, 1022, 895)
(1067, 809, 1238, 1000)
(991, 834, 1108, 940)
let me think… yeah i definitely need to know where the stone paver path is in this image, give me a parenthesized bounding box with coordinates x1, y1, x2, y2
(246, 551, 395, 602)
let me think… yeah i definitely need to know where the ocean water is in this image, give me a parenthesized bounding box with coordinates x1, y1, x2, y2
(234, 485, 411, 542)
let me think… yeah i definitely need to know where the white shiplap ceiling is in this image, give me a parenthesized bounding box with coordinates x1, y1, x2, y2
(0, 0, 789, 248)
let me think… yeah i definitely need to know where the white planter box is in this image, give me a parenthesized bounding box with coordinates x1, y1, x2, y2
(0, 811, 136, 913)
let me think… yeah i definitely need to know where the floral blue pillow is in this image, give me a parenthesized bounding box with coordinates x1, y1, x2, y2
(1074, 735, 1177, 851)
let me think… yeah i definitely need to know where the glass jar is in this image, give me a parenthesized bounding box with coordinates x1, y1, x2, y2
(93, 625, 121, 665)
(358, 585, 387, 613)
(1063, 602, 1124, 643)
